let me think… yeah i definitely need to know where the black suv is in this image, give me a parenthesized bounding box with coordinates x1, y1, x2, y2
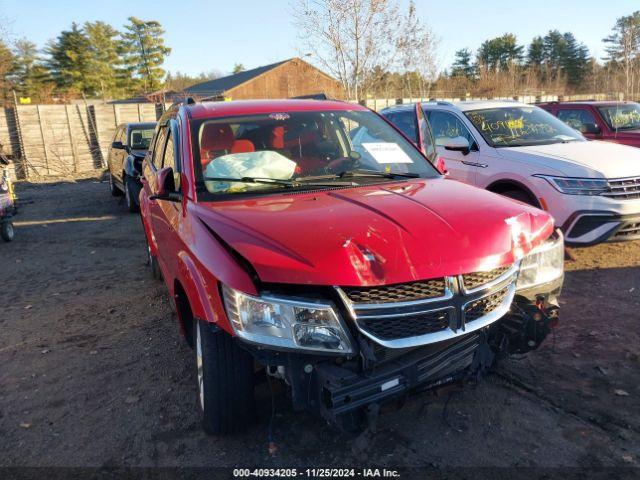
(108, 122, 156, 212)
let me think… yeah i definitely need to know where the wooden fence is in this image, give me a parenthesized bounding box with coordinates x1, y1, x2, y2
(0, 92, 626, 181)
(1, 103, 166, 180)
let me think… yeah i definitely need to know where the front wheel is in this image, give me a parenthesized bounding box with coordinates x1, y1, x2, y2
(109, 173, 123, 197)
(124, 175, 140, 213)
(1, 220, 14, 242)
(196, 319, 255, 435)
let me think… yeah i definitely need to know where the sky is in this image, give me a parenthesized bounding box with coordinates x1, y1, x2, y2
(0, 0, 637, 77)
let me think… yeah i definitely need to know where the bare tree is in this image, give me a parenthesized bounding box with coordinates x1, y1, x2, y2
(291, 0, 399, 100)
(395, 1, 439, 98)
(604, 12, 640, 99)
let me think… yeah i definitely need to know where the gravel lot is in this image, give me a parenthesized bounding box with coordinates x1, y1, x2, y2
(1, 178, 639, 476)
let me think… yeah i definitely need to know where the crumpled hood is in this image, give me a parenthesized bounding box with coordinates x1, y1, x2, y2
(195, 179, 554, 287)
(506, 140, 640, 178)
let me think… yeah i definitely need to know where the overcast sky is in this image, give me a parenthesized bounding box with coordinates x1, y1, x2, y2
(1, 0, 637, 76)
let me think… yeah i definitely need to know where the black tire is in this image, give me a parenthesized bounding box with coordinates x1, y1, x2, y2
(196, 319, 255, 435)
(1, 220, 14, 242)
(146, 241, 162, 281)
(109, 173, 123, 197)
(124, 175, 140, 213)
(500, 189, 538, 208)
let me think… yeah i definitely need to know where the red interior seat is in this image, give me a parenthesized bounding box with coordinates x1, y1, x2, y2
(231, 139, 255, 154)
(200, 123, 234, 168)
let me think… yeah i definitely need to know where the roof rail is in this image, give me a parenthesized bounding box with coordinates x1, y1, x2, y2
(291, 93, 329, 100)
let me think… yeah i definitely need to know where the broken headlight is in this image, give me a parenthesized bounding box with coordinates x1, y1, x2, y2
(516, 230, 564, 291)
(222, 285, 353, 353)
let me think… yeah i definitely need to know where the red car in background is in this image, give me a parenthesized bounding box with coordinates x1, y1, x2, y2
(139, 99, 564, 434)
(540, 101, 640, 148)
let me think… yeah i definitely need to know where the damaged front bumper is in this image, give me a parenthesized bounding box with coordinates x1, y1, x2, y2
(241, 295, 559, 429)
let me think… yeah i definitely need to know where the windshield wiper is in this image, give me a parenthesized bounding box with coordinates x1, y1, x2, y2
(295, 169, 420, 182)
(203, 176, 356, 188)
(340, 169, 420, 179)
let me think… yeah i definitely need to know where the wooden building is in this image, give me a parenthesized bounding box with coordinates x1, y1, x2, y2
(184, 57, 344, 100)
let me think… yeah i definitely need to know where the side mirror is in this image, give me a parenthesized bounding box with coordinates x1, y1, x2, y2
(443, 136, 471, 154)
(581, 122, 601, 135)
(112, 141, 127, 151)
(150, 167, 181, 202)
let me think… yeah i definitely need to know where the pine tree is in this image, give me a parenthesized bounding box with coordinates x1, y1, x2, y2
(562, 32, 590, 87)
(477, 34, 523, 71)
(526, 37, 545, 67)
(45, 23, 93, 95)
(121, 17, 171, 92)
(0, 38, 15, 104)
(11, 38, 52, 102)
(232, 63, 245, 74)
(450, 48, 475, 78)
(84, 21, 124, 99)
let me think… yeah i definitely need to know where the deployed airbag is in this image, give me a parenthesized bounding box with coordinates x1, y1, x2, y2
(204, 150, 297, 193)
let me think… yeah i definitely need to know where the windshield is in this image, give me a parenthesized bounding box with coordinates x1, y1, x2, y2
(192, 109, 439, 198)
(464, 106, 584, 147)
(129, 127, 155, 150)
(597, 103, 640, 131)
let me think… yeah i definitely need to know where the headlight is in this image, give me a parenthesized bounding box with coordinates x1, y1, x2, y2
(516, 231, 564, 291)
(222, 285, 353, 354)
(534, 175, 609, 195)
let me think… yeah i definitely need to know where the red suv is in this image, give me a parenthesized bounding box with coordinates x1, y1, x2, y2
(140, 99, 564, 434)
(540, 101, 640, 148)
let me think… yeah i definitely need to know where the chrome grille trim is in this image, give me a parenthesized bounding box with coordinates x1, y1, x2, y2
(341, 278, 450, 307)
(335, 264, 518, 349)
(459, 263, 519, 294)
(604, 176, 640, 200)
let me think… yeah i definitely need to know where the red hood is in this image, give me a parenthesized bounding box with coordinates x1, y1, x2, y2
(195, 179, 554, 287)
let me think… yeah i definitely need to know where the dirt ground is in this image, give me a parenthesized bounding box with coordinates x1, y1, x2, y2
(1, 178, 639, 476)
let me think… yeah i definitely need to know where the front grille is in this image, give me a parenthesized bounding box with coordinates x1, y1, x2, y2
(358, 310, 450, 340)
(342, 278, 446, 304)
(604, 177, 640, 200)
(614, 221, 640, 240)
(461, 265, 512, 291)
(464, 286, 511, 323)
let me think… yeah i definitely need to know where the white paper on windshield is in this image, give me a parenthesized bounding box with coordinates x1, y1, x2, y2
(362, 142, 413, 164)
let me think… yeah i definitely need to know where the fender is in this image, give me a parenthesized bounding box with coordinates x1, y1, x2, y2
(175, 251, 234, 335)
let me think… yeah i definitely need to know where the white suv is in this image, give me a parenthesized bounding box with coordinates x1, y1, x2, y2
(381, 101, 640, 246)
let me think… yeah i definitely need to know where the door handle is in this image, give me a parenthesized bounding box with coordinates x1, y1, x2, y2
(461, 161, 488, 168)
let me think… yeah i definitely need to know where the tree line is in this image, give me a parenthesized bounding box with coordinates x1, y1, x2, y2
(1, 4, 640, 104)
(292, 2, 640, 101)
(0, 17, 173, 104)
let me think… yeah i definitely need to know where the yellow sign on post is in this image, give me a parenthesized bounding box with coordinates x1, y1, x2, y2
(19, 97, 31, 104)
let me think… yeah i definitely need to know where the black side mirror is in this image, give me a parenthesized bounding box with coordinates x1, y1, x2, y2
(150, 167, 181, 202)
(112, 141, 128, 151)
(581, 122, 601, 135)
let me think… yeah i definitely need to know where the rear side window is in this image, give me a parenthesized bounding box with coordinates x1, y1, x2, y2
(386, 111, 418, 143)
(129, 127, 155, 150)
(163, 131, 180, 191)
(557, 109, 597, 131)
(150, 127, 167, 169)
